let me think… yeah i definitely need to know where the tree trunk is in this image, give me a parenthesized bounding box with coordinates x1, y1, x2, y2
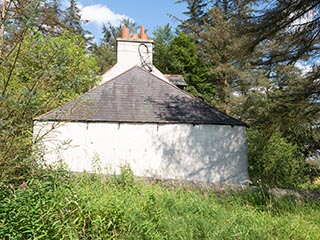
(0, 0, 6, 57)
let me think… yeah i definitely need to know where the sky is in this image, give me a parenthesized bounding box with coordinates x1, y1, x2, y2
(74, 0, 188, 41)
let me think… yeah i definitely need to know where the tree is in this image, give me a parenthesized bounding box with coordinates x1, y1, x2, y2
(0, 0, 6, 56)
(63, 0, 83, 35)
(37, 0, 65, 35)
(177, 0, 211, 34)
(1, 30, 99, 183)
(153, 24, 175, 73)
(90, 24, 117, 74)
(0, 1, 99, 184)
(241, 0, 320, 119)
(153, 25, 215, 105)
(176, 0, 319, 186)
(240, 0, 320, 155)
(178, 0, 255, 114)
(244, 1, 320, 66)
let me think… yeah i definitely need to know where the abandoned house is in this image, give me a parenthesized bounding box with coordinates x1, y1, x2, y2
(33, 26, 248, 184)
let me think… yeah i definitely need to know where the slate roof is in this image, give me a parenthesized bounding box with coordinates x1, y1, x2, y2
(35, 66, 245, 126)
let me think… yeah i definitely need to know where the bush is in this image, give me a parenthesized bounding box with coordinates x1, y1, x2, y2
(0, 30, 99, 188)
(248, 128, 306, 188)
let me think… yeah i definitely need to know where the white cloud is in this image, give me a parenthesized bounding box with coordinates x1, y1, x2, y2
(79, 4, 130, 26)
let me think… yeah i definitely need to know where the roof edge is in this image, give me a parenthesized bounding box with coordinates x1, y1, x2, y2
(34, 118, 247, 127)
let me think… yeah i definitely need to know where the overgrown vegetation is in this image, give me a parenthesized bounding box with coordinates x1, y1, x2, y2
(1, 167, 320, 239)
(172, 0, 320, 187)
(1, 3, 320, 233)
(248, 128, 307, 188)
(0, 1, 99, 185)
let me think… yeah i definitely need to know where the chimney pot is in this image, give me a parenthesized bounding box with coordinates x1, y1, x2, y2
(140, 25, 148, 40)
(131, 33, 139, 39)
(121, 25, 130, 38)
(116, 24, 154, 68)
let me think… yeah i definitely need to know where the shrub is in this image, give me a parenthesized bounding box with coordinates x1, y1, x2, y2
(248, 128, 306, 188)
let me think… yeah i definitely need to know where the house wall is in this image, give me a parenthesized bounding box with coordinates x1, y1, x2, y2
(33, 121, 248, 184)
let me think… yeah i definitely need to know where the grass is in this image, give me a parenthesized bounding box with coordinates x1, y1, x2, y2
(1, 167, 320, 239)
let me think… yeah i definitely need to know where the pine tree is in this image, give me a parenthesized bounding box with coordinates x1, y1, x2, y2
(153, 24, 175, 73)
(37, 0, 64, 35)
(64, 0, 83, 35)
(241, 0, 320, 155)
(178, 0, 254, 114)
(153, 25, 215, 105)
(176, 0, 320, 185)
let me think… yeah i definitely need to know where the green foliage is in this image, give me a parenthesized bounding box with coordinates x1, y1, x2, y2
(303, 160, 320, 188)
(167, 32, 215, 103)
(178, 0, 254, 114)
(153, 24, 175, 73)
(0, 29, 99, 185)
(178, 0, 320, 188)
(243, 1, 320, 69)
(90, 23, 117, 74)
(1, 169, 320, 239)
(0, 167, 84, 239)
(110, 165, 136, 190)
(5, 30, 98, 104)
(248, 128, 306, 188)
(153, 27, 215, 105)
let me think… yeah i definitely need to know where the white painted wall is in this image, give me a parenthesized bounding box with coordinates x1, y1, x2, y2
(33, 121, 248, 184)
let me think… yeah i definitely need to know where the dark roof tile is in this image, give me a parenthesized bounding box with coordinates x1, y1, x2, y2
(35, 66, 245, 126)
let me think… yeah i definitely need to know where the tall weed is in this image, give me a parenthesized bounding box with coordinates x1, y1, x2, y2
(0, 167, 85, 239)
(1, 165, 320, 239)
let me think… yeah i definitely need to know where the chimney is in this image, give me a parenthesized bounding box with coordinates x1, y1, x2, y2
(101, 25, 170, 84)
(116, 25, 154, 70)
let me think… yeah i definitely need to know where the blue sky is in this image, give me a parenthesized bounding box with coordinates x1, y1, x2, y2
(74, 0, 188, 41)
